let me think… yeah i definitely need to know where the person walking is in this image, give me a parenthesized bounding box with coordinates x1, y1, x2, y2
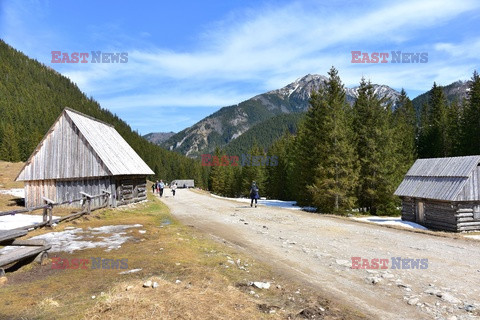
(151, 182, 155, 194)
(250, 181, 259, 208)
(159, 180, 165, 197)
(155, 180, 160, 194)
(171, 182, 177, 197)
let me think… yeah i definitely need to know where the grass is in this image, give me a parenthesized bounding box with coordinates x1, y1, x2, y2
(0, 174, 365, 319)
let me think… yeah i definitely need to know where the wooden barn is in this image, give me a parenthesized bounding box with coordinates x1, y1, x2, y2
(394, 156, 480, 232)
(16, 108, 154, 208)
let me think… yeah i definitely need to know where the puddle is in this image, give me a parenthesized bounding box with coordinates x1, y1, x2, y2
(160, 219, 171, 226)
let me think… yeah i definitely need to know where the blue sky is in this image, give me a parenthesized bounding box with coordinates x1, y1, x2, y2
(1, 0, 479, 135)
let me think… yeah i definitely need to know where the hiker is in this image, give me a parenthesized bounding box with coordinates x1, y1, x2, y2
(171, 182, 177, 197)
(155, 180, 160, 194)
(250, 181, 259, 208)
(159, 180, 165, 197)
(151, 183, 155, 194)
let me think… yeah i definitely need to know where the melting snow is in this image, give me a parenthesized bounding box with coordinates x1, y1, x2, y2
(0, 188, 25, 198)
(211, 194, 312, 210)
(352, 216, 428, 230)
(0, 214, 60, 230)
(27, 224, 143, 253)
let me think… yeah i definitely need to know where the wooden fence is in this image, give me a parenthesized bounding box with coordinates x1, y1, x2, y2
(0, 190, 111, 231)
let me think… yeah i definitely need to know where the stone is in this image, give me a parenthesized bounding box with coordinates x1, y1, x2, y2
(366, 276, 381, 284)
(152, 282, 159, 289)
(175, 280, 182, 284)
(381, 273, 394, 279)
(126, 285, 134, 291)
(252, 282, 271, 289)
(440, 292, 461, 305)
(143, 280, 152, 288)
(407, 298, 418, 306)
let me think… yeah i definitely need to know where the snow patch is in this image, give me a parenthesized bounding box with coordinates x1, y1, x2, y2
(0, 213, 60, 231)
(0, 188, 25, 198)
(26, 224, 143, 253)
(211, 194, 310, 210)
(352, 216, 428, 230)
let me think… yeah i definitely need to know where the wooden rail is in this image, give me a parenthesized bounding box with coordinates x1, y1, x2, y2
(0, 190, 111, 231)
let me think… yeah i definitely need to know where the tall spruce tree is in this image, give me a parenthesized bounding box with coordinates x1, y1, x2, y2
(0, 123, 21, 162)
(301, 67, 358, 213)
(353, 78, 398, 215)
(393, 89, 417, 179)
(461, 70, 480, 154)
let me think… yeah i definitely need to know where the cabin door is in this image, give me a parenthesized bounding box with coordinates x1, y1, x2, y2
(416, 200, 425, 223)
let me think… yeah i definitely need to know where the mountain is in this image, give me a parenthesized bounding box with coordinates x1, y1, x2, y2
(163, 74, 402, 157)
(0, 40, 206, 186)
(412, 80, 471, 112)
(143, 132, 176, 145)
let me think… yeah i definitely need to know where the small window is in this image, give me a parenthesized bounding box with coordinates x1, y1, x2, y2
(474, 205, 480, 220)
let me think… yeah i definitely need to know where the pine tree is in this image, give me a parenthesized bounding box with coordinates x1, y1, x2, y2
(393, 89, 417, 179)
(303, 67, 358, 213)
(0, 123, 21, 162)
(353, 78, 399, 215)
(461, 70, 480, 154)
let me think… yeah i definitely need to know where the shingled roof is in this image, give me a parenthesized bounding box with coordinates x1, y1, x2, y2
(16, 108, 154, 181)
(394, 156, 480, 201)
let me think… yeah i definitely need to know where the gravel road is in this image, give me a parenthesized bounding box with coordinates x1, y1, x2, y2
(160, 189, 480, 320)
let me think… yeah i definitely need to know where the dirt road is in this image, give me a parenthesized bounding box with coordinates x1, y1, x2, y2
(160, 189, 480, 320)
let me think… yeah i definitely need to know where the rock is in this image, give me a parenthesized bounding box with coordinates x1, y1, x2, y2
(175, 280, 182, 284)
(126, 285, 134, 291)
(253, 282, 271, 289)
(143, 280, 152, 288)
(447, 316, 457, 320)
(152, 282, 159, 289)
(381, 273, 394, 279)
(440, 292, 461, 305)
(227, 259, 235, 265)
(366, 270, 378, 274)
(335, 259, 350, 267)
(407, 298, 419, 305)
(91, 295, 96, 299)
(139, 230, 146, 234)
(464, 304, 475, 312)
(249, 290, 256, 295)
(366, 276, 381, 284)
(424, 288, 440, 295)
(404, 288, 412, 292)
(276, 285, 282, 290)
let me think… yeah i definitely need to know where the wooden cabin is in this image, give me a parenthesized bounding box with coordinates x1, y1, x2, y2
(394, 156, 480, 232)
(16, 108, 154, 208)
(170, 179, 195, 188)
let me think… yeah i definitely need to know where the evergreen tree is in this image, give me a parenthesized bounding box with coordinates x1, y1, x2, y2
(461, 70, 480, 154)
(303, 67, 358, 213)
(0, 123, 21, 162)
(265, 132, 295, 200)
(353, 78, 398, 215)
(393, 89, 417, 179)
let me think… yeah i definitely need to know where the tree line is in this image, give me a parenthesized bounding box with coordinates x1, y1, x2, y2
(207, 67, 480, 215)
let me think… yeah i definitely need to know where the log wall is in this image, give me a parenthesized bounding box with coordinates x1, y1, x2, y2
(401, 197, 480, 232)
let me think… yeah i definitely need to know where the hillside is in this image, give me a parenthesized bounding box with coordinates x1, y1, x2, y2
(412, 80, 471, 112)
(223, 112, 303, 156)
(162, 74, 401, 158)
(0, 40, 205, 186)
(143, 132, 176, 145)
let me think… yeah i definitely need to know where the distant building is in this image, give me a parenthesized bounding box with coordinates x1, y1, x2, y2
(394, 156, 480, 232)
(170, 180, 194, 188)
(16, 108, 154, 208)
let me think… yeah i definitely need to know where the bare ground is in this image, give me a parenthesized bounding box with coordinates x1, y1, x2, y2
(160, 189, 480, 320)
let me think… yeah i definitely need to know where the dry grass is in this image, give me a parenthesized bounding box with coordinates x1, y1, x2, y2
(0, 161, 24, 189)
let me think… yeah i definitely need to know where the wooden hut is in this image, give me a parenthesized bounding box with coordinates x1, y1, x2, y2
(170, 180, 195, 188)
(16, 108, 154, 208)
(394, 156, 480, 232)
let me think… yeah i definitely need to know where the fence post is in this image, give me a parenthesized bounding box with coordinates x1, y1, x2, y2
(80, 192, 93, 214)
(41, 197, 56, 227)
(101, 189, 111, 208)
